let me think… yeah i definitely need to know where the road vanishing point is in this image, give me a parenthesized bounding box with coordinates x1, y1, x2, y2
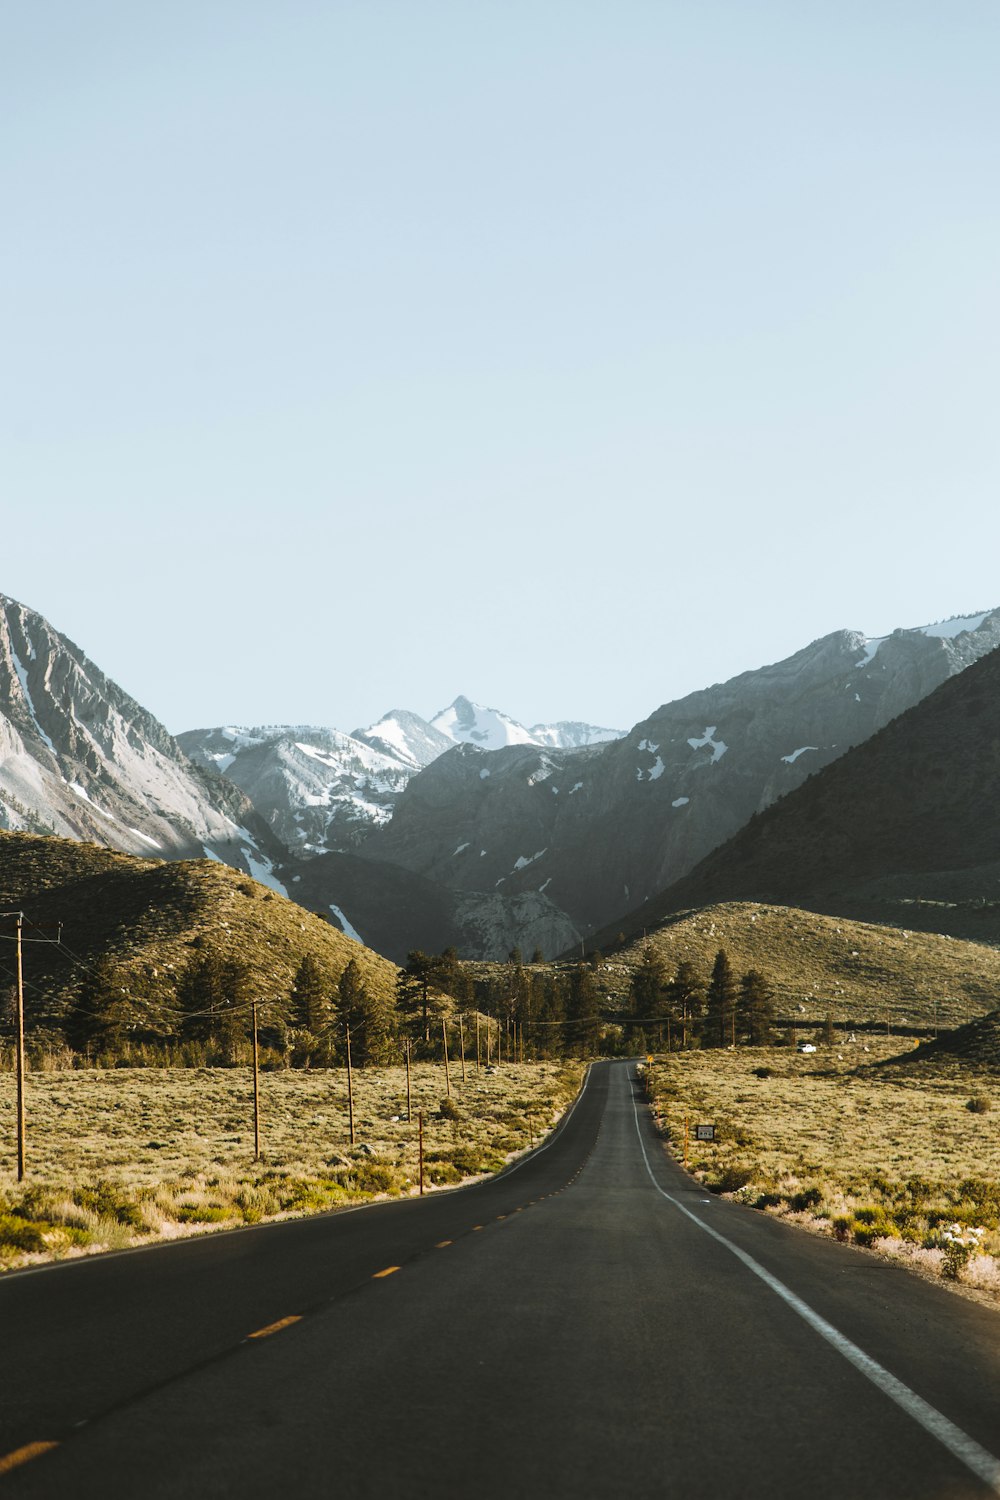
(2, 1061, 999, 1498)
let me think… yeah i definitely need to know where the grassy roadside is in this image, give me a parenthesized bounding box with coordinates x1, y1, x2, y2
(642, 1041, 1000, 1303)
(0, 1061, 582, 1272)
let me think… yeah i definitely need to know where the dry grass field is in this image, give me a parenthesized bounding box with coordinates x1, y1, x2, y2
(644, 1039, 1000, 1301)
(0, 1060, 581, 1272)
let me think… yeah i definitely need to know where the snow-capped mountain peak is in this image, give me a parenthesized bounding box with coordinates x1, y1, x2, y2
(431, 696, 624, 753)
(352, 709, 452, 770)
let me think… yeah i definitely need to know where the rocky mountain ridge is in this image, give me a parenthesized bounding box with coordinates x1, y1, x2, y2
(601, 635, 1000, 948)
(179, 697, 624, 858)
(359, 611, 1000, 936)
(0, 595, 283, 883)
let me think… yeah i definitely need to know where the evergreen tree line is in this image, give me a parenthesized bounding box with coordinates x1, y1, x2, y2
(628, 946, 776, 1050)
(60, 952, 395, 1067)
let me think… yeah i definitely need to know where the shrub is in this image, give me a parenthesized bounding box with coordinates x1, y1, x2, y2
(708, 1164, 755, 1194)
(73, 1181, 148, 1232)
(967, 1096, 991, 1114)
(790, 1187, 823, 1212)
(852, 1205, 895, 1247)
(438, 1097, 461, 1121)
(0, 1214, 48, 1253)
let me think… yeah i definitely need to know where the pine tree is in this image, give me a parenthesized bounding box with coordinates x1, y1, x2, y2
(291, 955, 330, 1035)
(65, 957, 142, 1056)
(176, 953, 250, 1062)
(565, 964, 600, 1057)
(667, 961, 704, 1049)
(739, 969, 776, 1045)
(704, 949, 737, 1048)
(396, 950, 439, 1041)
(629, 946, 668, 1048)
(338, 959, 395, 1065)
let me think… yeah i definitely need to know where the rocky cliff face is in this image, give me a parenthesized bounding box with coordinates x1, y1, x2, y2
(284, 848, 581, 963)
(358, 612, 1000, 935)
(0, 595, 282, 881)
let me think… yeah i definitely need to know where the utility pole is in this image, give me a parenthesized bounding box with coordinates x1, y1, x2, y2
(442, 1017, 451, 1097)
(346, 1026, 356, 1146)
(405, 1037, 412, 1121)
(418, 1110, 424, 1196)
(252, 998, 261, 1161)
(475, 1013, 481, 1071)
(459, 1014, 467, 1083)
(15, 913, 25, 1182)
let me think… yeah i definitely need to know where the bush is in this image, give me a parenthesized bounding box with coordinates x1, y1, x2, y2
(708, 1164, 755, 1194)
(0, 1214, 47, 1253)
(851, 1205, 894, 1247)
(438, 1097, 461, 1121)
(790, 1186, 823, 1212)
(73, 1181, 148, 1232)
(967, 1096, 991, 1114)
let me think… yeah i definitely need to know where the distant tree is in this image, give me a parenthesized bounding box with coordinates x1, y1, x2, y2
(290, 955, 330, 1036)
(396, 950, 439, 1041)
(531, 947, 545, 965)
(338, 959, 395, 1065)
(739, 969, 776, 1046)
(704, 950, 737, 1048)
(565, 964, 601, 1057)
(176, 953, 251, 1063)
(667, 961, 704, 1049)
(822, 1013, 836, 1048)
(65, 957, 144, 1056)
(533, 973, 567, 1058)
(629, 946, 668, 1048)
(508, 946, 523, 966)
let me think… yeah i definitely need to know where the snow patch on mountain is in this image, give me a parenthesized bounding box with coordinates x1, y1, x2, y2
(688, 727, 729, 762)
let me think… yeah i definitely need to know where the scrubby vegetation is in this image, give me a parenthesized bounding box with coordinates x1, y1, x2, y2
(641, 1039, 1000, 1301)
(0, 1061, 582, 1271)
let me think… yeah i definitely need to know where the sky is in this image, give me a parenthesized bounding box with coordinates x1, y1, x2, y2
(3, 2, 999, 736)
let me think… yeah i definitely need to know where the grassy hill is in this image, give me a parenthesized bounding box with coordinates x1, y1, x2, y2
(602, 902, 1000, 1032)
(0, 830, 398, 1034)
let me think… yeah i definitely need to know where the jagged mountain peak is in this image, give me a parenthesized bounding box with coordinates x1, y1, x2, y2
(0, 594, 282, 883)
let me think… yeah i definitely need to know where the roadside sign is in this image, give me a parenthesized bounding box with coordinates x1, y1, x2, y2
(695, 1124, 716, 1141)
(646, 1055, 654, 1065)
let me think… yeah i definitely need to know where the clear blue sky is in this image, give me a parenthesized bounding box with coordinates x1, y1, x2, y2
(3, 2, 999, 735)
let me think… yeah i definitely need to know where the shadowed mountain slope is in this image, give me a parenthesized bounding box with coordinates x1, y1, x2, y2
(0, 830, 398, 1032)
(360, 613, 1000, 936)
(596, 644, 1000, 948)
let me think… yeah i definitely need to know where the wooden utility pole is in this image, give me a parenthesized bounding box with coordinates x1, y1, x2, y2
(405, 1038, 412, 1121)
(418, 1110, 424, 1196)
(459, 1015, 467, 1083)
(684, 1115, 690, 1170)
(346, 1027, 356, 1145)
(15, 914, 25, 1182)
(252, 998, 261, 1161)
(442, 1018, 451, 1097)
(475, 1014, 481, 1071)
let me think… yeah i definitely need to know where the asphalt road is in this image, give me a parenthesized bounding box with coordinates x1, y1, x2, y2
(2, 1061, 999, 1498)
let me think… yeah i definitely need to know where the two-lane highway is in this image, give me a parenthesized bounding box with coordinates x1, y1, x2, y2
(3, 1062, 999, 1497)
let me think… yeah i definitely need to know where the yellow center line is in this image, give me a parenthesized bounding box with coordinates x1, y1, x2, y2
(0, 1443, 60, 1476)
(472, 1225, 484, 1231)
(248, 1315, 302, 1340)
(373, 1265, 401, 1279)
(435, 1240, 453, 1248)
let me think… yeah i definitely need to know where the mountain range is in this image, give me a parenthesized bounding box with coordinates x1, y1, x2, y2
(2, 589, 998, 964)
(356, 612, 1000, 937)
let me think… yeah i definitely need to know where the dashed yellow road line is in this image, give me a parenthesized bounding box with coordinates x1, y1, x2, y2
(373, 1265, 401, 1279)
(435, 1240, 453, 1248)
(472, 1225, 484, 1231)
(248, 1316, 302, 1340)
(0, 1442, 59, 1476)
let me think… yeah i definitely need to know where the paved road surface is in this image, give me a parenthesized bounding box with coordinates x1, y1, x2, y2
(2, 1061, 999, 1497)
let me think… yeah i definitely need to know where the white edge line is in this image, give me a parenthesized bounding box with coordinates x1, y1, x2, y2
(629, 1071, 1000, 1495)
